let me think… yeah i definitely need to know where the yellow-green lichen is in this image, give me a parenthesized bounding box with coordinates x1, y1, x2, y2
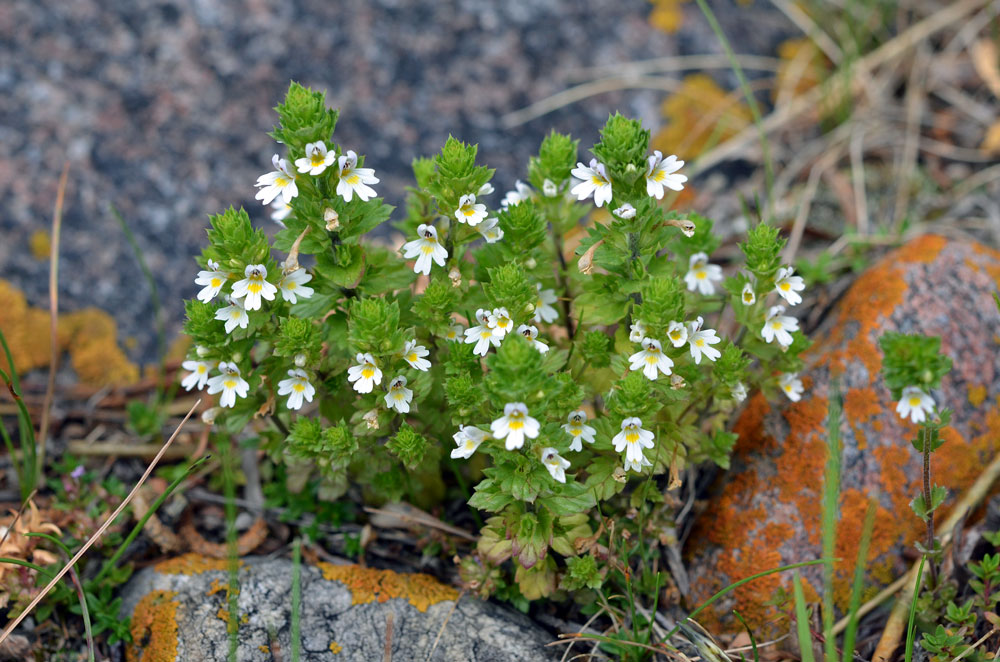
(317, 563, 458, 613)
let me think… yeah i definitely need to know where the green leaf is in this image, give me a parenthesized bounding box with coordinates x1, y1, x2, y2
(541, 481, 596, 516)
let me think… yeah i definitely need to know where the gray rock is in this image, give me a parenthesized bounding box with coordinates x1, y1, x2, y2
(121, 553, 558, 661)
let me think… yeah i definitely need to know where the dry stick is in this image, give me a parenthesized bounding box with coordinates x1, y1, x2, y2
(783, 145, 845, 264)
(0, 399, 200, 646)
(949, 628, 999, 662)
(0, 489, 38, 554)
(424, 590, 462, 662)
(36, 161, 69, 487)
(363, 506, 476, 541)
(383, 611, 394, 662)
(867, 448, 1000, 661)
(849, 125, 870, 238)
(568, 53, 784, 81)
(769, 0, 844, 65)
(891, 44, 929, 232)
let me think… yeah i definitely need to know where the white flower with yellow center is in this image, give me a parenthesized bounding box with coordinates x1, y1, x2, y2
(403, 339, 431, 371)
(629, 338, 674, 380)
(206, 362, 249, 408)
(779, 373, 804, 402)
(277, 368, 315, 411)
(562, 410, 596, 452)
(402, 224, 448, 276)
(896, 386, 935, 424)
(666, 321, 688, 348)
(464, 308, 500, 357)
(181, 359, 213, 391)
(687, 316, 722, 364)
(336, 150, 379, 202)
(645, 150, 687, 199)
(215, 295, 249, 334)
(491, 402, 540, 451)
(731, 381, 748, 402)
(444, 324, 464, 342)
(612, 417, 655, 468)
(450, 425, 488, 459)
(270, 199, 292, 226)
(541, 447, 571, 483)
(774, 266, 806, 306)
(684, 252, 723, 295)
(255, 154, 298, 206)
(488, 307, 513, 339)
(195, 259, 229, 303)
(533, 284, 559, 324)
(478, 217, 504, 243)
(501, 180, 532, 209)
(629, 320, 647, 343)
(294, 141, 336, 175)
(232, 264, 277, 311)
(624, 454, 653, 474)
(347, 352, 382, 394)
(278, 268, 314, 304)
(517, 324, 549, 353)
(614, 203, 636, 219)
(741, 282, 756, 305)
(570, 159, 613, 207)
(455, 193, 488, 227)
(383, 375, 414, 414)
(761, 305, 799, 347)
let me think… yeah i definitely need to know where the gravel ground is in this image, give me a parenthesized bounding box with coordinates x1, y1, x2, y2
(0, 0, 794, 362)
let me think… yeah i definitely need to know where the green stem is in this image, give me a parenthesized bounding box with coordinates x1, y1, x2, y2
(922, 425, 937, 587)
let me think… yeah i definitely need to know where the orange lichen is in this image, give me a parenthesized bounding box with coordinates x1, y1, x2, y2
(155, 554, 238, 575)
(127, 590, 179, 662)
(29, 231, 51, 260)
(329, 641, 343, 654)
(0, 279, 139, 386)
(653, 74, 753, 160)
(969, 385, 988, 408)
(258, 645, 270, 654)
(317, 563, 459, 613)
(648, 0, 689, 33)
(844, 388, 882, 450)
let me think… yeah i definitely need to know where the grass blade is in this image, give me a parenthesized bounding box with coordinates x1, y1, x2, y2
(822, 386, 843, 662)
(903, 557, 925, 662)
(793, 570, 816, 662)
(732, 610, 760, 662)
(291, 537, 302, 662)
(842, 499, 877, 662)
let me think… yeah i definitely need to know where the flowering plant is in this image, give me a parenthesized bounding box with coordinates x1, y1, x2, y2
(181, 83, 808, 600)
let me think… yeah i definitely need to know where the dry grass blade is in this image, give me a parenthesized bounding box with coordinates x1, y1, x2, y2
(0, 489, 37, 553)
(0, 398, 201, 646)
(424, 590, 462, 662)
(950, 628, 998, 662)
(364, 504, 476, 541)
(568, 53, 784, 81)
(36, 161, 69, 487)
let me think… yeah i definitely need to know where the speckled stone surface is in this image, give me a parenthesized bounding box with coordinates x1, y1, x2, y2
(685, 236, 1000, 632)
(0, 0, 794, 360)
(121, 554, 558, 661)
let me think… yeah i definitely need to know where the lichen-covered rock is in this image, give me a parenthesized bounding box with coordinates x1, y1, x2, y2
(120, 554, 557, 661)
(687, 236, 1000, 632)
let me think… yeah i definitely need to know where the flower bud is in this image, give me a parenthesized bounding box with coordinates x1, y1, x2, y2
(449, 268, 462, 288)
(201, 407, 221, 425)
(231, 352, 243, 363)
(625, 163, 637, 174)
(363, 409, 380, 430)
(294, 353, 307, 368)
(612, 466, 627, 483)
(670, 373, 686, 390)
(525, 257, 537, 269)
(542, 179, 558, 197)
(324, 207, 340, 231)
(196, 345, 210, 357)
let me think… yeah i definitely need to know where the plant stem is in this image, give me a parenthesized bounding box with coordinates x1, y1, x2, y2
(922, 424, 937, 587)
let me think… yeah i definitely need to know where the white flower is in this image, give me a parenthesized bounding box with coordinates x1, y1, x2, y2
(403, 340, 431, 371)
(277, 368, 315, 411)
(774, 266, 806, 306)
(684, 252, 723, 295)
(478, 182, 495, 196)
(215, 295, 249, 334)
(464, 308, 500, 357)
(612, 417, 655, 466)
(255, 154, 298, 206)
(488, 307, 513, 339)
(270, 199, 293, 226)
(501, 180, 532, 208)
(232, 264, 277, 311)
(490, 402, 540, 451)
(645, 151, 687, 199)
(629, 338, 674, 380)
(181, 360, 213, 391)
(624, 454, 653, 474)
(402, 224, 448, 275)
(562, 410, 596, 452)
(533, 284, 559, 324)
(731, 381, 748, 402)
(478, 217, 504, 243)
(347, 353, 382, 394)
(896, 386, 935, 424)
(451, 425, 488, 459)
(455, 193, 488, 226)
(444, 324, 464, 342)
(761, 305, 799, 347)
(666, 321, 688, 348)
(195, 259, 229, 303)
(206, 362, 249, 408)
(741, 282, 756, 305)
(570, 159, 613, 207)
(629, 320, 647, 343)
(779, 373, 804, 402)
(383, 375, 414, 414)
(542, 179, 559, 197)
(614, 203, 636, 219)
(687, 316, 722, 364)
(517, 324, 549, 353)
(294, 141, 336, 176)
(278, 268, 314, 304)
(541, 447, 570, 483)
(336, 150, 379, 202)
